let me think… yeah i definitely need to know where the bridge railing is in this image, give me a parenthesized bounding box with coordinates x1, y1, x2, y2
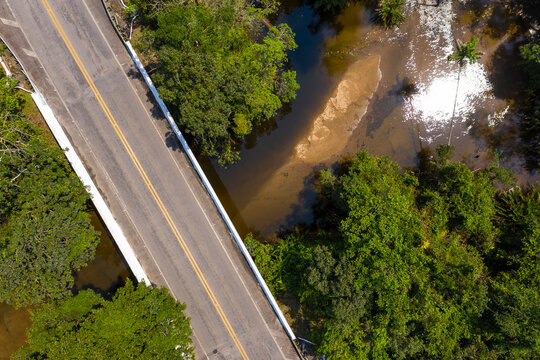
(0, 32, 150, 285)
(124, 40, 296, 341)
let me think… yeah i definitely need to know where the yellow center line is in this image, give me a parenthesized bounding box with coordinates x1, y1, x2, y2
(40, 1, 249, 358)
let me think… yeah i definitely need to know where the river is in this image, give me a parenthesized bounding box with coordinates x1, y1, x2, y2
(2, 0, 537, 357)
(207, 0, 539, 237)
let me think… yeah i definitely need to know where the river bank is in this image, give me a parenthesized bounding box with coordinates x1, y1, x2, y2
(211, 0, 539, 237)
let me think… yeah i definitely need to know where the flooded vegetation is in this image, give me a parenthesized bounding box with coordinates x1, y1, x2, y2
(0, 212, 129, 360)
(211, 0, 539, 237)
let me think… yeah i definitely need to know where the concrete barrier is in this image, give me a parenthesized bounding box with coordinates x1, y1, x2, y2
(31, 90, 150, 285)
(125, 41, 296, 341)
(0, 32, 150, 285)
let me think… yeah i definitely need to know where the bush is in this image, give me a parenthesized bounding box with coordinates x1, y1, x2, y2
(376, 0, 406, 27)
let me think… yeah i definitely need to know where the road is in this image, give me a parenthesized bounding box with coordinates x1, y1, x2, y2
(0, 0, 298, 358)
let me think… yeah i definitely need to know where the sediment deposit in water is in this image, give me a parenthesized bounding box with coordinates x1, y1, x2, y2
(241, 55, 382, 233)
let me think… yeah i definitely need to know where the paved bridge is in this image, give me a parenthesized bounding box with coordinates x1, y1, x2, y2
(0, 0, 299, 358)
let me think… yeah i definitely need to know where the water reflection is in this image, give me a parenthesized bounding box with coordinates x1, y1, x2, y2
(74, 211, 131, 295)
(405, 62, 493, 142)
(209, 0, 538, 238)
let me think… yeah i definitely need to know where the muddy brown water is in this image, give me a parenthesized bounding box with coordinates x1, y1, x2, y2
(2, 1, 538, 357)
(0, 211, 129, 359)
(207, 0, 539, 237)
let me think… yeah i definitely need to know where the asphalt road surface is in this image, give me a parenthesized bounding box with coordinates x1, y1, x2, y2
(0, 0, 299, 358)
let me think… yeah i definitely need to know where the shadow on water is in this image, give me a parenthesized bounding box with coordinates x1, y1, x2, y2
(244, 114, 280, 151)
(281, 170, 319, 234)
(488, 40, 528, 102)
(196, 154, 251, 237)
(365, 75, 417, 137)
(74, 209, 132, 299)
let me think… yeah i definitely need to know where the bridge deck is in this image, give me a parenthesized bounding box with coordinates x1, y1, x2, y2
(0, 0, 298, 358)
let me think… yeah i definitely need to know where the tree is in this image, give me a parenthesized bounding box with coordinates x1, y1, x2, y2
(136, 0, 299, 166)
(519, 42, 540, 169)
(417, 146, 501, 253)
(247, 148, 539, 359)
(306, 152, 489, 359)
(447, 37, 483, 145)
(376, 0, 406, 27)
(13, 280, 194, 359)
(245, 233, 287, 295)
(483, 186, 540, 359)
(0, 75, 99, 307)
(312, 0, 351, 14)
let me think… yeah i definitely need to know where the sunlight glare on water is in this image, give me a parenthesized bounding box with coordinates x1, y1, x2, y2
(406, 62, 493, 141)
(403, 0, 494, 143)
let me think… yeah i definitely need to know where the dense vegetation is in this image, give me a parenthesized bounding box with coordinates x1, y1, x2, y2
(511, 0, 540, 169)
(132, 0, 299, 165)
(0, 75, 99, 307)
(0, 73, 194, 358)
(247, 148, 539, 359)
(376, 0, 405, 27)
(13, 280, 193, 359)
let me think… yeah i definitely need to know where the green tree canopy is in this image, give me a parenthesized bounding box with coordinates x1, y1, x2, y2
(376, 0, 406, 27)
(519, 41, 540, 169)
(135, 0, 299, 165)
(13, 280, 194, 359)
(448, 37, 483, 66)
(0, 76, 98, 307)
(247, 148, 539, 359)
(417, 146, 501, 253)
(484, 186, 540, 359)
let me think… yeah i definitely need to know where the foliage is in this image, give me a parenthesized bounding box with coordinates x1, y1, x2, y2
(484, 186, 540, 359)
(13, 280, 194, 359)
(448, 37, 483, 66)
(417, 146, 501, 253)
(245, 233, 287, 295)
(519, 41, 540, 169)
(376, 0, 406, 27)
(493, 185, 540, 278)
(0, 75, 98, 307)
(135, 0, 298, 166)
(312, 0, 351, 14)
(247, 148, 539, 359)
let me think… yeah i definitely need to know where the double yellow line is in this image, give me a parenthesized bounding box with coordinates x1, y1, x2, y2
(40, 1, 249, 358)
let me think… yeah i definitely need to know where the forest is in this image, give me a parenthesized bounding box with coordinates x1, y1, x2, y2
(247, 147, 539, 359)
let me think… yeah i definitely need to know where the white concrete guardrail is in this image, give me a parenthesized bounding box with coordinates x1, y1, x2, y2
(0, 33, 150, 285)
(0, 56, 12, 76)
(31, 90, 150, 285)
(124, 41, 297, 341)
